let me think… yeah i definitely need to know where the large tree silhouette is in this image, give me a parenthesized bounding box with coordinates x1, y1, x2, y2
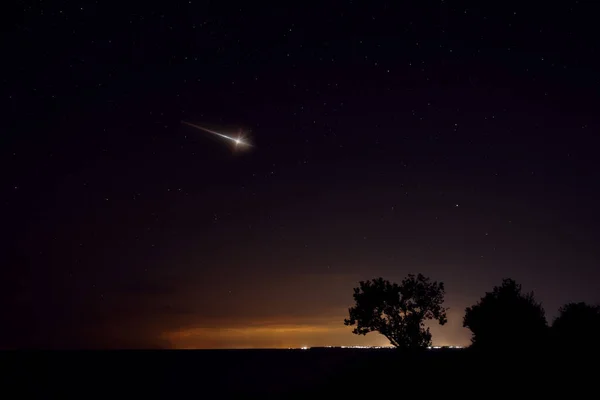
(552, 302, 600, 350)
(344, 274, 447, 349)
(463, 278, 547, 350)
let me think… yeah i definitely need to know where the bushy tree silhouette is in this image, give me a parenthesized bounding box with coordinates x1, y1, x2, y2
(552, 302, 600, 350)
(463, 278, 548, 350)
(344, 274, 447, 349)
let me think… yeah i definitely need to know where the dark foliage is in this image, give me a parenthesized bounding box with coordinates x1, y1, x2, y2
(552, 302, 600, 351)
(463, 278, 548, 351)
(344, 274, 447, 349)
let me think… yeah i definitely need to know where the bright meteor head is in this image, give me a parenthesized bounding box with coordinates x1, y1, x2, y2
(233, 131, 252, 149)
(181, 121, 253, 153)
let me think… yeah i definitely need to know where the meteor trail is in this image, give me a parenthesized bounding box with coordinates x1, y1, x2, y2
(181, 121, 252, 150)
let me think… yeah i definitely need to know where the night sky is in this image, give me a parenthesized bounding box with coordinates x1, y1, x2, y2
(3, 1, 600, 349)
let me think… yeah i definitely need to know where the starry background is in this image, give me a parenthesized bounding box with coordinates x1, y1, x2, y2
(2, 0, 599, 349)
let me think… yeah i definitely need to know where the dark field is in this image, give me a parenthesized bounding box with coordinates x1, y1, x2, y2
(2, 348, 595, 397)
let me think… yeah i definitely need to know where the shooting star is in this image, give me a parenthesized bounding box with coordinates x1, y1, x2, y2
(181, 121, 253, 151)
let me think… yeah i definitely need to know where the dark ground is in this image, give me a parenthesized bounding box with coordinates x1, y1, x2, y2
(1, 348, 595, 397)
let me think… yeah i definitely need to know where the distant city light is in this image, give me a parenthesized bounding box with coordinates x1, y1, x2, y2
(288, 345, 464, 350)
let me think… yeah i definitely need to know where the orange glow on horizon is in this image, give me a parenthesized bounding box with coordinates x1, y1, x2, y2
(163, 321, 390, 349)
(160, 308, 471, 349)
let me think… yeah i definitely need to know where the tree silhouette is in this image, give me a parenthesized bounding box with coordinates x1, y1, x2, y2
(344, 274, 447, 349)
(463, 278, 548, 350)
(552, 302, 600, 350)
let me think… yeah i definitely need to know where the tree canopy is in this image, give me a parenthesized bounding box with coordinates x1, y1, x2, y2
(463, 278, 548, 350)
(552, 302, 600, 350)
(344, 274, 447, 349)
